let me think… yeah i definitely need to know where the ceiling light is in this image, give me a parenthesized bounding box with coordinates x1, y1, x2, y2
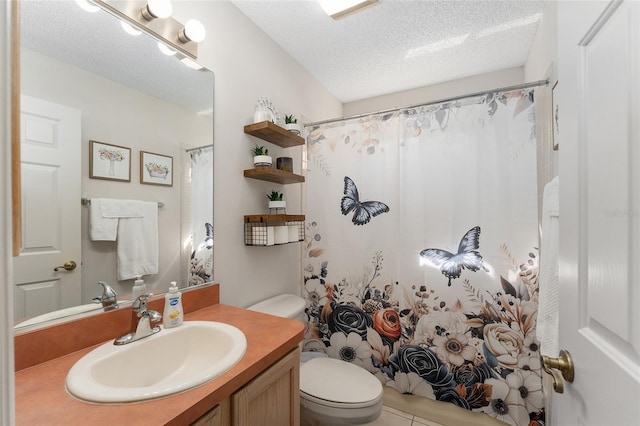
(74, 0, 100, 13)
(120, 21, 142, 36)
(178, 19, 206, 43)
(405, 34, 469, 58)
(180, 57, 204, 70)
(157, 42, 176, 56)
(141, 0, 173, 21)
(317, 0, 378, 20)
(477, 13, 543, 38)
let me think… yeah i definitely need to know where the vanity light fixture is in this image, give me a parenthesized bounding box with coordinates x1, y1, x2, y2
(178, 19, 206, 43)
(141, 0, 173, 21)
(74, 0, 100, 13)
(91, 0, 203, 59)
(317, 0, 378, 20)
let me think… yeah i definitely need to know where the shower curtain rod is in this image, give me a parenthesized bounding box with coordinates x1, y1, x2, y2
(185, 144, 213, 153)
(305, 78, 549, 127)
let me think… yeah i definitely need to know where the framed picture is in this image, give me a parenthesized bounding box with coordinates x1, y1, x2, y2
(89, 140, 131, 182)
(140, 151, 173, 186)
(552, 80, 559, 151)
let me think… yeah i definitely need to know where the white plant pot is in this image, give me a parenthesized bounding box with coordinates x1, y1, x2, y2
(253, 155, 272, 167)
(285, 123, 301, 135)
(268, 200, 286, 210)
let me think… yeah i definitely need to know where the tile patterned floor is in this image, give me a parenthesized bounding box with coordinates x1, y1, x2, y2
(362, 406, 444, 426)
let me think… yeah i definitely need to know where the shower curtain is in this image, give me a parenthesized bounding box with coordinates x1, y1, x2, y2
(303, 89, 544, 426)
(188, 146, 213, 286)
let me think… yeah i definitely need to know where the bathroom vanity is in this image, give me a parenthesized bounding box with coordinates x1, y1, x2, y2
(14, 284, 304, 425)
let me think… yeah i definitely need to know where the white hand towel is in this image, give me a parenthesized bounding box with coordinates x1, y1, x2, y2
(100, 198, 144, 218)
(89, 199, 117, 241)
(116, 201, 159, 281)
(536, 176, 560, 357)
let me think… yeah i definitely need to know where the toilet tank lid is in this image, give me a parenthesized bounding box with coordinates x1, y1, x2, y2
(246, 294, 306, 318)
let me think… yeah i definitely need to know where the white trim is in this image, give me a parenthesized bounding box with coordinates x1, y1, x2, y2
(0, 1, 16, 424)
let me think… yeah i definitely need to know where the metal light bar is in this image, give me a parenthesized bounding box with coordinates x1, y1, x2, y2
(92, 0, 198, 59)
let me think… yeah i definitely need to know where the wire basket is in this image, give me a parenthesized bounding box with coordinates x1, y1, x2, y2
(244, 215, 305, 246)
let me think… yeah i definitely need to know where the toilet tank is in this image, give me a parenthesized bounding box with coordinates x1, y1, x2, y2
(246, 294, 306, 323)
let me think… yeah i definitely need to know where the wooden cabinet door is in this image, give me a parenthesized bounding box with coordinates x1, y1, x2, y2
(192, 399, 230, 426)
(232, 349, 300, 426)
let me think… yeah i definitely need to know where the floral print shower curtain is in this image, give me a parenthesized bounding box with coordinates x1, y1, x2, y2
(188, 146, 213, 286)
(303, 89, 544, 426)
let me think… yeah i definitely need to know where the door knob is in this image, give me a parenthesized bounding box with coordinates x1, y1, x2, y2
(54, 260, 77, 272)
(541, 349, 574, 393)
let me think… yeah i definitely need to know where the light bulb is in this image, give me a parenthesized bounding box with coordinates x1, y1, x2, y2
(74, 0, 100, 13)
(141, 0, 172, 20)
(157, 42, 176, 56)
(120, 21, 142, 36)
(178, 19, 206, 43)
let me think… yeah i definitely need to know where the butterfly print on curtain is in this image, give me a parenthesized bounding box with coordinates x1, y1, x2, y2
(420, 226, 487, 286)
(340, 176, 390, 226)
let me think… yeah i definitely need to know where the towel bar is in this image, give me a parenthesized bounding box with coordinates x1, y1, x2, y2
(81, 198, 165, 208)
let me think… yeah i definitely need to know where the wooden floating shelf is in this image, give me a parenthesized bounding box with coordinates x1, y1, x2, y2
(244, 166, 305, 184)
(244, 214, 305, 223)
(244, 121, 304, 148)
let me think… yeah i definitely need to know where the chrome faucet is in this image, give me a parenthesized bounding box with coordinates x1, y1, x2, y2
(114, 294, 162, 346)
(93, 281, 118, 311)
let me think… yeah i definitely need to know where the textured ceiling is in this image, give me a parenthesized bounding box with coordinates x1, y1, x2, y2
(231, 0, 546, 103)
(20, 1, 214, 114)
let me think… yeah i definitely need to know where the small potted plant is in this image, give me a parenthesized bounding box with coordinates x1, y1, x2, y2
(284, 114, 301, 135)
(266, 190, 286, 210)
(252, 145, 272, 167)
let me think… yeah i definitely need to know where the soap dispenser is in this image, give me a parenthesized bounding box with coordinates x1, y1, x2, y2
(163, 281, 183, 328)
(132, 277, 146, 301)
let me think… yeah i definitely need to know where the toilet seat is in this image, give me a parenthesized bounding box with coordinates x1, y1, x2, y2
(300, 357, 382, 408)
(300, 389, 382, 409)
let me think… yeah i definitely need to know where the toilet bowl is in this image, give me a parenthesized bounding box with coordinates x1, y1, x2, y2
(247, 295, 383, 426)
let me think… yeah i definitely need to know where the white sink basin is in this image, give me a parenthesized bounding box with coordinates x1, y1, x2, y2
(66, 321, 247, 403)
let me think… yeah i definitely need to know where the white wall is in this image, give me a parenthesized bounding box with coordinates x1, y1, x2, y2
(524, 1, 557, 83)
(523, 1, 558, 229)
(524, 0, 558, 179)
(21, 48, 212, 302)
(343, 67, 524, 116)
(171, 2, 343, 307)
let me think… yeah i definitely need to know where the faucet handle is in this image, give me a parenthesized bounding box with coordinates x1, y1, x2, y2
(141, 309, 163, 323)
(94, 281, 118, 311)
(132, 293, 154, 313)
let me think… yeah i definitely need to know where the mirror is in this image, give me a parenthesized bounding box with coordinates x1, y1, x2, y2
(14, 1, 214, 328)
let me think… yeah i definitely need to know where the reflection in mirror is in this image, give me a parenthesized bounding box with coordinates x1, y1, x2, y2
(14, 1, 214, 329)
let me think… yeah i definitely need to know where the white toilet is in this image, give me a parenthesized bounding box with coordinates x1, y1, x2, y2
(247, 294, 383, 426)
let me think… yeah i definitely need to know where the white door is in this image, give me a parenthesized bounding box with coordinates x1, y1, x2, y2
(556, 1, 640, 424)
(13, 95, 82, 321)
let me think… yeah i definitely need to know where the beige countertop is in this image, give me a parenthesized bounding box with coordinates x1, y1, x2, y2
(15, 300, 304, 425)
